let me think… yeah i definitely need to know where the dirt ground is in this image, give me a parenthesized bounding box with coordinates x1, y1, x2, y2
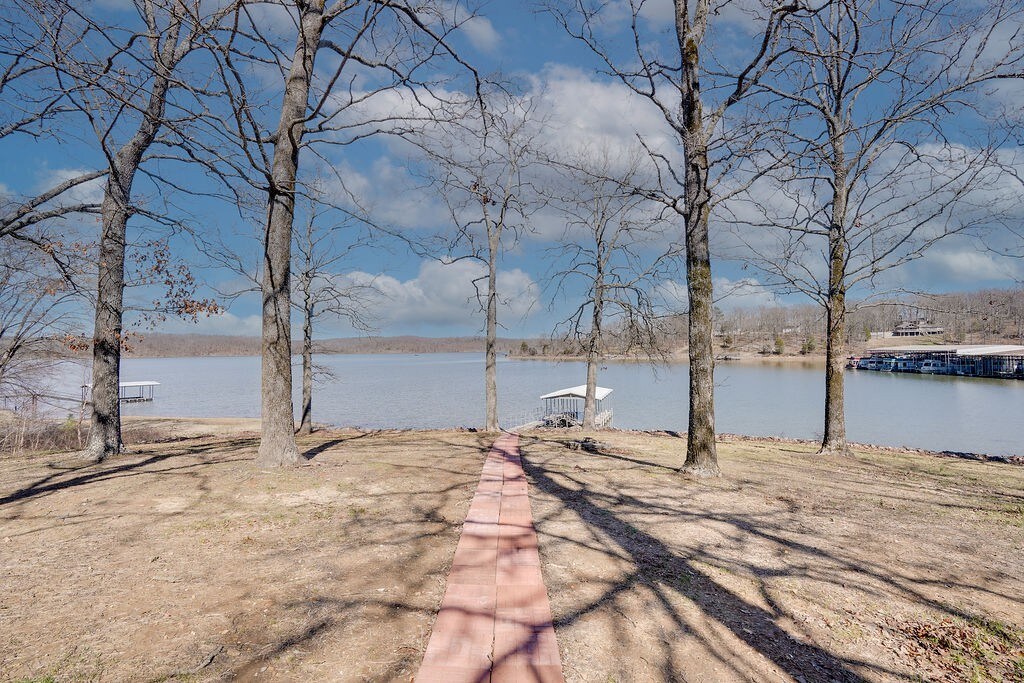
(0, 428, 492, 682)
(120, 417, 265, 440)
(520, 431, 1024, 683)
(1, 427, 1022, 682)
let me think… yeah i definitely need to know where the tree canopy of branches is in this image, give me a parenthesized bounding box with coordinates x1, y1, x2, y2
(0, 238, 82, 403)
(190, 0, 481, 465)
(548, 150, 672, 428)
(548, 0, 812, 476)
(727, 0, 1024, 455)
(412, 85, 541, 431)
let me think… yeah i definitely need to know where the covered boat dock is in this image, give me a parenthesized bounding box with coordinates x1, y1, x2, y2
(861, 345, 1024, 378)
(539, 385, 614, 427)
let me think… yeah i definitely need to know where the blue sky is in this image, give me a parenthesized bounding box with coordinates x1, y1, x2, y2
(1, 0, 1021, 340)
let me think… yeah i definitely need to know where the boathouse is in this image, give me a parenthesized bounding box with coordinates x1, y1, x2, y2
(539, 385, 614, 427)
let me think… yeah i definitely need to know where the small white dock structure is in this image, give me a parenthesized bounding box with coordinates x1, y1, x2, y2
(539, 385, 614, 428)
(81, 381, 160, 404)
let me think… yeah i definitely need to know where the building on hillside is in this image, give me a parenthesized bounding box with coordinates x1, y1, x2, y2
(892, 319, 944, 337)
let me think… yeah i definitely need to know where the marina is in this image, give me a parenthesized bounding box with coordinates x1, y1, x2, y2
(848, 345, 1024, 379)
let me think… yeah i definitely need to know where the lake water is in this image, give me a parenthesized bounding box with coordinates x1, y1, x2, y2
(55, 353, 1024, 456)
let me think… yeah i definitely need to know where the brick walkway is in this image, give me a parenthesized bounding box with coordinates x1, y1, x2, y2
(416, 433, 564, 683)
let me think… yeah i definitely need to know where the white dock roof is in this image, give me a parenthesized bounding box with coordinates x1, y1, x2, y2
(872, 345, 1024, 356)
(540, 385, 613, 401)
(956, 345, 1024, 356)
(81, 381, 161, 388)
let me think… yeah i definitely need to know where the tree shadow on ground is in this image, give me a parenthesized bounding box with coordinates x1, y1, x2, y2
(299, 430, 378, 460)
(518, 434, 954, 681)
(0, 430, 498, 681)
(216, 432, 500, 681)
(0, 438, 256, 508)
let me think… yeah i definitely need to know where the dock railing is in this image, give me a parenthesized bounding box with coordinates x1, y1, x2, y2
(505, 408, 546, 431)
(505, 407, 615, 431)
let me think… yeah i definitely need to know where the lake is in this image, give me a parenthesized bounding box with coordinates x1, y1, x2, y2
(55, 353, 1024, 456)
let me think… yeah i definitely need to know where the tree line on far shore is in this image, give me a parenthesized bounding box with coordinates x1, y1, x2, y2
(1, 0, 1022, 474)
(15, 282, 1024, 361)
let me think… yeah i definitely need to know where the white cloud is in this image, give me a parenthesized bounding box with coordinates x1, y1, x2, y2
(320, 157, 451, 232)
(714, 276, 778, 309)
(657, 275, 778, 313)
(326, 62, 670, 165)
(323, 64, 673, 241)
(530, 65, 672, 165)
(156, 310, 263, 337)
(714, 139, 1024, 296)
(461, 15, 502, 53)
(897, 245, 1022, 287)
(336, 259, 539, 331)
(36, 167, 105, 207)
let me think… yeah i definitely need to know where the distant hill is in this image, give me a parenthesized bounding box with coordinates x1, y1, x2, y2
(40, 286, 1022, 360)
(118, 333, 537, 358)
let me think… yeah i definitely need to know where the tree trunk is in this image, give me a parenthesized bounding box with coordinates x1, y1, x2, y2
(484, 228, 499, 431)
(821, 291, 848, 454)
(85, 188, 128, 462)
(820, 177, 850, 455)
(680, 166, 719, 477)
(298, 297, 313, 436)
(583, 351, 598, 430)
(676, 0, 720, 477)
(583, 270, 604, 430)
(84, 16, 179, 463)
(255, 4, 324, 467)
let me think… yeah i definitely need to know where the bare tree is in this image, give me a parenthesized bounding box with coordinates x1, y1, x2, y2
(13, 0, 242, 462)
(729, 0, 1024, 455)
(413, 86, 542, 431)
(0, 12, 106, 255)
(548, 0, 810, 476)
(293, 209, 375, 435)
(0, 234, 94, 455)
(548, 150, 672, 428)
(201, 191, 378, 438)
(199, 0, 481, 465)
(0, 238, 82, 402)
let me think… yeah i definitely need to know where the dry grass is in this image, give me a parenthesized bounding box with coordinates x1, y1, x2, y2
(0, 415, 265, 459)
(0, 411, 87, 456)
(520, 431, 1024, 682)
(0, 428, 492, 682)
(1, 427, 1022, 682)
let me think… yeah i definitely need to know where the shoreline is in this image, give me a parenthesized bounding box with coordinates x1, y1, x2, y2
(116, 416, 1023, 465)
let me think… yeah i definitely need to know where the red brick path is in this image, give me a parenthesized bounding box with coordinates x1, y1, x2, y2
(416, 433, 564, 683)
